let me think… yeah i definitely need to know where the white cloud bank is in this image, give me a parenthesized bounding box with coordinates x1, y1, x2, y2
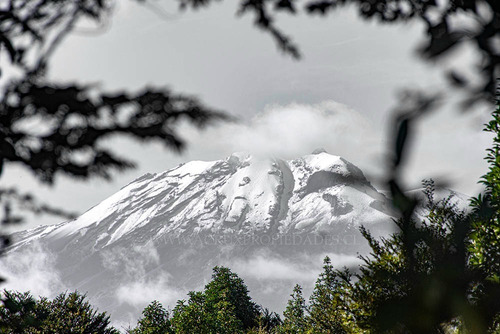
(0, 242, 64, 298)
(230, 251, 362, 282)
(179, 100, 382, 162)
(100, 240, 185, 308)
(115, 275, 183, 307)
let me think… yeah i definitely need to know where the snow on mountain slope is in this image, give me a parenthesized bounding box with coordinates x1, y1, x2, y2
(3, 151, 397, 326)
(11, 151, 394, 250)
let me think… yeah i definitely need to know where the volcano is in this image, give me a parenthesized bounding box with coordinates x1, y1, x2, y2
(3, 151, 397, 326)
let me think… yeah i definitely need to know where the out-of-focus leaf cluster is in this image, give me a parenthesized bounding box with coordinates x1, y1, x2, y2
(0, 0, 112, 78)
(0, 80, 226, 184)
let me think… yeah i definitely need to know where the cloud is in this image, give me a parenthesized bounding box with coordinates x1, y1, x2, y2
(231, 255, 318, 281)
(180, 100, 382, 162)
(230, 251, 361, 282)
(100, 239, 159, 279)
(0, 242, 64, 298)
(115, 275, 184, 308)
(100, 240, 186, 308)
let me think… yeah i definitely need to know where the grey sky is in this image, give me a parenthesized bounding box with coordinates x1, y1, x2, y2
(3, 1, 493, 231)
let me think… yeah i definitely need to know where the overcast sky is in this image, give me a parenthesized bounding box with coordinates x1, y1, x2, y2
(3, 1, 493, 231)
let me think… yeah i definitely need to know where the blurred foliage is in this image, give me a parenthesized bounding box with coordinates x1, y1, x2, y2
(0, 0, 112, 77)
(0, 289, 119, 333)
(0, 81, 226, 184)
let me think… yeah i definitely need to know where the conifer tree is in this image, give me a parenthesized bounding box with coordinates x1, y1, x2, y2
(171, 292, 211, 334)
(128, 300, 172, 334)
(308, 256, 347, 334)
(204, 266, 260, 330)
(277, 284, 307, 334)
(171, 266, 258, 333)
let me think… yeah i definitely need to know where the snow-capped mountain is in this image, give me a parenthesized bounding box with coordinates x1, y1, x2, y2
(3, 151, 397, 326)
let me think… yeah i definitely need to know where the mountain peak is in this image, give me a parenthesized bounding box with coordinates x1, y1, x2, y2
(312, 148, 328, 155)
(12, 152, 392, 250)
